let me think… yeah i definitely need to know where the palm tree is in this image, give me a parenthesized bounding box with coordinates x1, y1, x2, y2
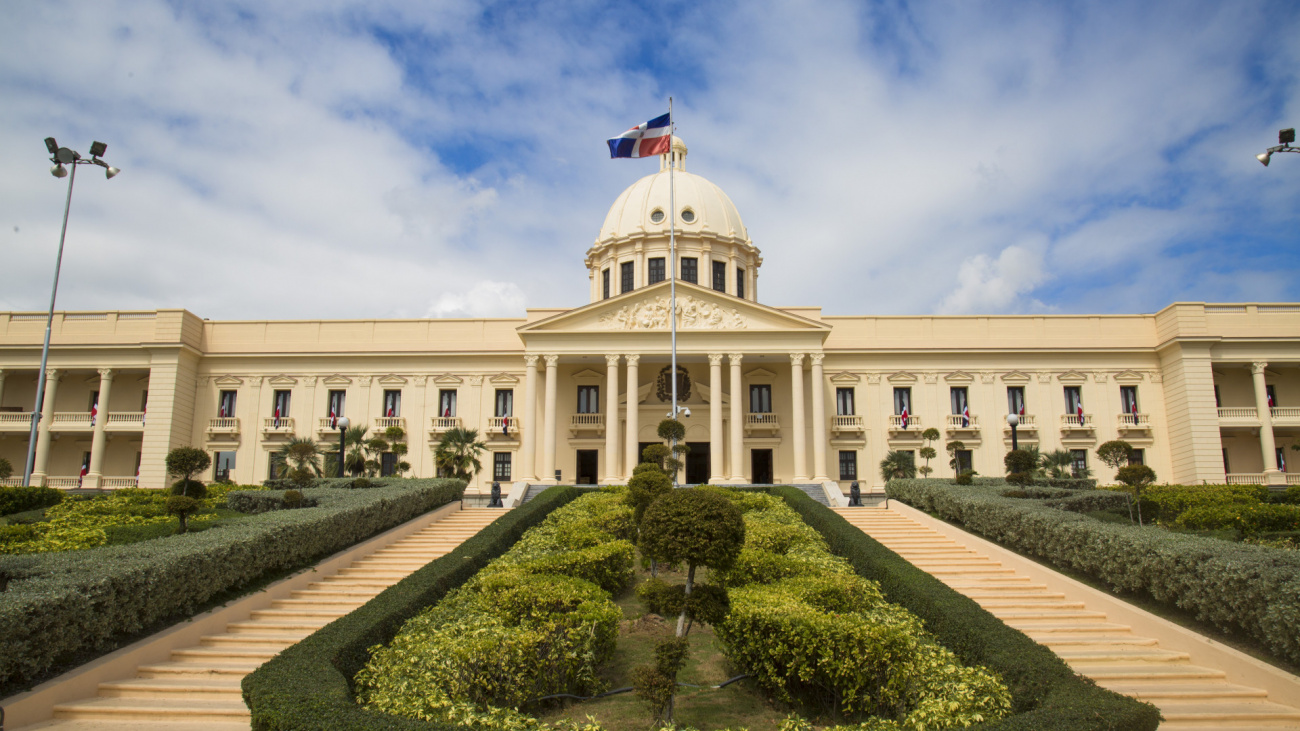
(342, 425, 370, 476)
(435, 427, 488, 482)
(278, 436, 323, 486)
(879, 450, 917, 483)
(1042, 449, 1074, 479)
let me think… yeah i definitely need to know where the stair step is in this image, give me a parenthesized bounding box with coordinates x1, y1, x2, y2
(1158, 700, 1300, 723)
(1096, 681, 1268, 700)
(172, 646, 280, 661)
(137, 660, 263, 678)
(1016, 622, 1132, 634)
(1082, 664, 1228, 681)
(1033, 635, 1156, 647)
(1058, 647, 1191, 663)
(53, 696, 251, 721)
(251, 607, 350, 620)
(992, 610, 1109, 621)
(98, 677, 244, 698)
(227, 619, 331, 632)
(201, 633, 306, 647)
(977, 600, 1087, 610)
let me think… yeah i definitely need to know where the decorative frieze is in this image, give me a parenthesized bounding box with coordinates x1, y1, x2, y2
(598, 294, 748, 330)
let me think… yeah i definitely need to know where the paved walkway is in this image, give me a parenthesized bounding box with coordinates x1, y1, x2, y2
(10, 507, 504, 731)
(834, 505, 1300, 730)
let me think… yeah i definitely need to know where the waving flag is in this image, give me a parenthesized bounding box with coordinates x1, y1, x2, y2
(443, 406, 451, 418)
(900, 406, 909, 430)
(329, 406, 337, 429)
(962, 404, 970, 428)
(608, 113, 671, 159)
(386, 404, 394, 418)
(502, 415, 510, 435)
(1076, 401, 1085, 426)
(1018, 401, 1025, 417)
(79, 458, 89, 487)
(141, 405, 146, 426)
(274, 405, 282, 429)
(89, 403, 98, 427)
(1130, 399, 1140, 425)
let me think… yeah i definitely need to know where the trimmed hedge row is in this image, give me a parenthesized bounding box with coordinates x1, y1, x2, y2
(886, 479, 1300, 667)
(771, 486, 1161, 731)
(0, 479, 464, 690)
(0, 485, 64, 517)
(242, 485, 584, 730)
(228, 491, 321, 514)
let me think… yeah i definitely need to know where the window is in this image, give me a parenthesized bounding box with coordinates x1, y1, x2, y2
(955, 449, 973, 473)
(1267, 385, 1278, 408)
(273, 390, 291, 419)
(681, 257, 698, 284)
(648, 257, 666, 284)
(839, 451, 858, 480)
(602, 268, 610, 299)
(438, 390, 457, 418)
(577, 385, 600, 414)
(1064, 386, 1082, 414)
(712, 261, 727, 292)
(750, 384, 772, 413)
(494, 452, 512, 481)
(495, 389, 514, 417)
(893, 387, 911, 415)
(681, 208, 695, 223)
(219, 390, 238, 418)
(1214, 385, 1221, 408)
(381, 453, 397, 477)
(950, 387, 969, 415)
(327, 390, 345, 422)
(736, 268, 746, 298)
(1007, 387, 1025, 415)
(214, 451, 236, 481)
(1120, 386, 1139, 419)
(269, 453, 286, 480)
(1129, 448, 1145, 466)
(836, 387, 855, 416)
(383, 389, 402, 418)
(1070, 449, 1088, 476)
(621, 261, 635, 293)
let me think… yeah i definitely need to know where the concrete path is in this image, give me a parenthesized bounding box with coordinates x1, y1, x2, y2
(834, 505, 1300, 730)
(8, 507, 504, 731)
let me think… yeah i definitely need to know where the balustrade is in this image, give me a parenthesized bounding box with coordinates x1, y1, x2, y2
(1003, 414, 1037, 430)
(945, 414, 979, 431)
(374, 416, 406, 432)
(105, 412, 145, 429)
(1271, 407, 1300, 424)
(0, 412, 35, 429)
(1060, 413, 1094, 429)
(428, 416, 463, 435)
(887, 414, 922, 431)
(488, 416, 519, 436)
(261, 417, 295, 433)
(569, 413, 605, 435)
(1217, 407, 1258, 420)
(1116, 413, 1152, 430)
(52, 412, 93, 429)
(207, 417, 240, 434)
(1226, 473, 1266, 485)
(830, 415, 863, 433)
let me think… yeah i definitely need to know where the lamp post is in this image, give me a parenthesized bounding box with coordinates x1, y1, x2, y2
(1257, 128, 1296, 166)
(1006, 412, 1020, 452)
(23, 138, 120, 487)
(336, 417, 351, 478)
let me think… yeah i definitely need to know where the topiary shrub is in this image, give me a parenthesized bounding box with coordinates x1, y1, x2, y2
(169, 479, 207, 500)
(626, 466, 673, 525)
(284, 490, 303, 508)
(1004, 449, 1037, 476)
(164, 447, 210, 495)
(165, 495, 201, 534)
(0, 457, 12, 480)
(954, 470, 975, 485)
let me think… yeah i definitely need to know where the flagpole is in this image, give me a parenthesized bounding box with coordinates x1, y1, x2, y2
(668, 97, 678, 487)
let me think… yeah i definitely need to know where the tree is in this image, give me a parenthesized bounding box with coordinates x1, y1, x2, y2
(657, 418, 689, 480)
(1041, 449, 1074, 479)
(434, 427, 487, 482)
(1096, 440, 1135, 477)
(165, 447, 210, 497)
(0, 457, 11, 480)
(384, 426, 411, 476)
(918, 428, 940, 477)
(946, 440, 966, 471)
(279, 436, 323, 487)
(166, 495, 201, 534)
(1004, 449, 1037, 486)
(627, 461, 673, 526)
(879, 450, 917, 483)
(1116, 464, 1157, 525)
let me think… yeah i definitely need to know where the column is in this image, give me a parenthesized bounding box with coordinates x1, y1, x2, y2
(750, 266, 758, 301)
(0, 369, 7, 407)
(726, 255, 737, 297)
(709, 354, 725, 483)
(1252, 362, 1283, 484)
(604, 354, 621, 483)
(542, 355, 558, 484)
(790, 353, 808, 482)
(729, 354, 745, 482)
(31, 369, 62, 484)
(810, 354, 828, 481)
(635, 244, 646, 289)
(701, 247, 713, 290)
(86, 368, 115, 488)
(625, 355, 640, 476)
(521, 355, 538, 481)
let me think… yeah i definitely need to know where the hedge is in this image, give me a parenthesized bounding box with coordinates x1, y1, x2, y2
(771, 486, 1161, 731)
(242, 485, 584, 730)
(228, 491, 322, 514)
(0, 479, 464, 691)
(0, 485, 64, 517)
(885, 479, 1300, 667)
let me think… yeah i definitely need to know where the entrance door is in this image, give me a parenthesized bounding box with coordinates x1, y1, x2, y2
(751, 449, 773, 485)
(685, 442, 710, 485)
(576, 450, 599, 485)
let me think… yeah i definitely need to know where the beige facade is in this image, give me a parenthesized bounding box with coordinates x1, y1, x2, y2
(2, 142, 1298, 492)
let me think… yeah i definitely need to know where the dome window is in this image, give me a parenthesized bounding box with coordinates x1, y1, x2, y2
(650, 209, 665, 224)
(681, 208, 696, 223)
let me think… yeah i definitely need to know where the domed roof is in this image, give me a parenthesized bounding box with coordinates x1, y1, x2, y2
(595, 138, 749, 246)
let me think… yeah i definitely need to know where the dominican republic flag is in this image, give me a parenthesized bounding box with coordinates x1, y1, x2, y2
(386, 404, 394, 418)
(79, 458, 89, 486)
(1268, 392, 1275, 408)
(1018, 401, 1025, 417)
(1130, 399, 1140, 424)
(218, 403, 227, 418)
(443, 406, 451, 418)
(274, 405, 282, 429)
(608, 113, 671, 159)
(900, 407, 909, 430)
(141, 405, 146, 426)
(502, 415, 510, 435)
(329, 407, 337, 429)
(89, 403, 98, 427)
(1076, 401, 1085, 425)
(962, 404, 970, 428)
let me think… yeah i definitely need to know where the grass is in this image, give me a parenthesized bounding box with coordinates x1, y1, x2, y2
(534, 561, 789, 731)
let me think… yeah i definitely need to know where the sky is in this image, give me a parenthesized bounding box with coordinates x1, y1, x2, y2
(1, 0, 1297, 320)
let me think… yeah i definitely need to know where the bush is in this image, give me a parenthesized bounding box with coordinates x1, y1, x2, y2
(165, 495, 201, 534)
(170, 479, 207, 499)
(227, 490, 320, 514)
(1176, 503, 1300, 535)
(886, 478, 1300, 668)
(1116, 465, 1156, 488)
(0, 485, 64, 516)
(283, 490, 303, 508)
(0, 479, 464, 690)
(1138, 483, 1269, 524)
(1044, 490, 1131, 514)
(242, 486, 582, 729)
(0, 457, 12, 480)
(954, 470, 975, 485)
(1004, 450, 1037, 476)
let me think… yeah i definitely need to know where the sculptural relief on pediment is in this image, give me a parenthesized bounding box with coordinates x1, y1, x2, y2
(598, 294, 748, 331)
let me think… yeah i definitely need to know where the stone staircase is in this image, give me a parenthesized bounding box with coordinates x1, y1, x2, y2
(13, 508, 505, 731)
(833, 506, 1300, 730)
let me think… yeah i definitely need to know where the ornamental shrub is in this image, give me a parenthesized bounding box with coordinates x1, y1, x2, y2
(1138, 483, 1268, 524)
(165, 495, 201, 534)
(626, 467, 672, 524)
(1176, 502, 1300, 535)
(1004, 449, 1037, 476)
(170, 479, 207, 500)
(954, 470, 975, 485)
(0, 485, 63, 516)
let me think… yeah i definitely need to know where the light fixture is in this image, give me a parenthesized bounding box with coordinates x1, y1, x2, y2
(1257, 152, 1271, 167)
(105, 166, 120, 179)
(1257, 127, 1296, 167)
(50, 164, 67, 178)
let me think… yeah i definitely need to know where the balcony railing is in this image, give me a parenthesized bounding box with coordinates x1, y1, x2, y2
(745, 412, 780, 435)
(1116, 413, 1152, 431)
(1288, 474, 1300, 486)
(570, 413, 605, 435)
(429, 416, 462, 435)
(317, 417, 343, 434)
(102, 477, 140, 489)
(1272, 407, 1300, 424)
(887, 414, 922, 432)
(488, 416, 519, 436)
(945, 414, 979, 431)
(46, 477, 84, 489)
(207, 417, 240, 435)
(1003, 414, 1037, 430)
(374, 417, 406, 433)
(1226, 473, 1266, 485)
(1, 477, 23, 487)
(1060, 413, 1094, 430)
(1218, 407, 1258, 420)
(261, 417, 295, 434)
(0, 412, 35, 429)
(106, 412, 145, 430)
(830, 415, 864, 434)
(52, 412, 93, 429)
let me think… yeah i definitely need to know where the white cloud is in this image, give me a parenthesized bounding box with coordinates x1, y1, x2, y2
(425, 281, 526, 319)
(938, 244, 1049, 314)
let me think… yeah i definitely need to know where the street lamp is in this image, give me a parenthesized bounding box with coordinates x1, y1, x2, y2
(23, 138, 120, 487)
(1006, 412, 1020, 452)
(1257, 128, 1296, 166)
(336, 417, 351, 478)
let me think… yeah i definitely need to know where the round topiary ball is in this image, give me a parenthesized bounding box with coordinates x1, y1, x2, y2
(170, 479, 207, 500)
(640, 489, 745, 571)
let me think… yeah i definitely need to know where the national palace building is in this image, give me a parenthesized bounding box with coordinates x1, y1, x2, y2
(1, 138, 1298, 497)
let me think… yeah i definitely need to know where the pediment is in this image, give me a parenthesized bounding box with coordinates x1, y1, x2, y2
(489, 373, 520, 385)
(887, 371, 917, 384)
(1057, 370, 1088, 384)
(321, 374, 352, 386)
(944, 371, 975, 383)
(829, 371, 860, 384)
(1000, 370, 1032, 384)
(213, 375, 244, 387)
(746, 367, 778, 380)
(517, 280, 830, 334)
(377, 374, 407, 385)
(267, 375, 297, 386)
(571, 368, 603, 382)
(433, 374, 463, 385)
(1113, 369, 1144, 385)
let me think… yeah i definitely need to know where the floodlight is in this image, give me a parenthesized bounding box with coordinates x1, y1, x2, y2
(89, 141, 107, 158)
(1282, 128, 1296, 145)
(55, 148, 77, 164)
(45, 137, 58, 154)
(1258, 152, 1272, 167)
(105, 166, 120, 179)
(51, 164, 68, 178)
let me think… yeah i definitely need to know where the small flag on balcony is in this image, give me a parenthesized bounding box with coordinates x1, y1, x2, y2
(900, 407, 909, 430)
(329, 407, 337, 429)
(1018, 402, 1025, 417)
(1268, 392, 1275, 408)
(608, 112, 672, 159)
(962, 404, 970, 428)
(274, 405, 282, 429)
(1130, 399, 1139, 425)
(141, 406, 146, 426)
(79, 459, 89, 486)
(90, 404, 98, 427)
(502, 415, 510, 435)
(443, 406, 451, 418)
(1076, 401, 1084, 426)
(386, 404, 394, 418)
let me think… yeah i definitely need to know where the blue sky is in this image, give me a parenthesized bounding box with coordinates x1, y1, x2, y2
(1, 0, 1297, 320)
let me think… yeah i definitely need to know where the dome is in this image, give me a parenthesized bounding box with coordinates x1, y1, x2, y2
(595, 138, 750, 246)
